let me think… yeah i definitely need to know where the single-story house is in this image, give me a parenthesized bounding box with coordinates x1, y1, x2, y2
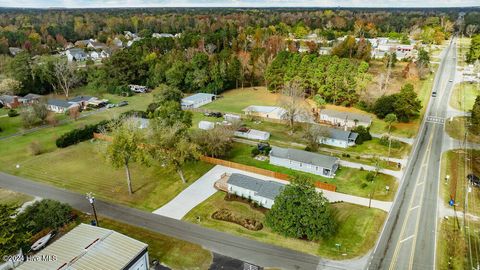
(90, 49, 111, 60)
(16, 223, 149, 270)
(47, 99, 79, 113)
(23, 93, 43, 104)
(199, 120, 215, 130)
(0, 95, 22, 108)
(87, 41, 108, 50)
(227, 173, 285, 209)
(234, 128, 270, 141)
(319, 109, 372, 128)
(74, 39, 94, 47)
(68, 96, 95, 109)
(269, 146, 339, 178)
(242, 105, 287, 120)
(318, 127, 358, 148)
(181, 93, 216, 109)
(66, 48, 88, 62)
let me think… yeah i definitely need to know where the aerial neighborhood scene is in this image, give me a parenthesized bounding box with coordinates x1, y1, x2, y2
(0, 1, 479, 269)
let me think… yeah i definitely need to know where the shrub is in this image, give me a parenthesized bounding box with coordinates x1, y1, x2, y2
(366, 172, 375, 182)
(28, 141, 43, 156)
(360, 183, 368, 189)
(120, 110, 148, 119)
(352, 126, 372, 144)
(211, 209, 263, 231)
(17, 199, 73, 234)
(107, 85, 133, 97)
(251, 147, 260, 157)
(8, 109, 19, 117)
(379, 136, 402, 148)
(56, 120, 110, 148)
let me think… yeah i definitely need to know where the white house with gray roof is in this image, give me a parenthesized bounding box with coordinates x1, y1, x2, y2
(318, 126, 358, 148)
(242, 105, 287, 120)
(47, 99, 79, 113)
(16, 223, 149, 270)
(181, 93, 216, 109)
(319, 109, 372, 128)
(227, 173, 285, 209)
(269, 146, 339, 178)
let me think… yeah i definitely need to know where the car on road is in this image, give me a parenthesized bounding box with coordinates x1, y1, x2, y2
(432, 92, 437, 97)
(449, 79, 453, 82)
(117, 101, 129, 107)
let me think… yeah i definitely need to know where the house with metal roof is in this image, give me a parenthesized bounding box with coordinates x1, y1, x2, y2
(226, 173, 285, 209)
(242, 105, 287, 120)
(16, 223, 149, 270)
(181, 93, 216, 109)
(269, 146, 339, 178)
(318, 126, 358, 148)
(319, 109, 372, 128)
(234, 128, 270, 141)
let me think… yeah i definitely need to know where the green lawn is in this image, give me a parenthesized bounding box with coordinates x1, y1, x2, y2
(80, 215, 212, 269)
(202, 87, 280, 114)
(440, 149, 480, 216)
(225, 143, 397, 201)
(184, 192, 386, 259)
(0, 188, 34, 206)
(450, 82, 479, 112)
(437, 218, 480, 270)
(0, 113, 23, 136)
(445, 116, 480, 144)
(4, 141, 213, 211)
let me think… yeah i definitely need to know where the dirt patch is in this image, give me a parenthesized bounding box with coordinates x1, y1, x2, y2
(212, 208, 263, 231)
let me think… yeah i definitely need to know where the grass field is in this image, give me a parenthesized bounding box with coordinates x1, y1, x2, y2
(450, 82, 479, 112)
(184, 192, 386, 259)
(70, 213, 212, 269)
(202, 87, 280, 114)
(440, 149, 480, 216)
(3, 141, 213, 211)
(437, 218, 480, 270)
(445, 116, 480, 144)
(0, 188, 34, 206)
(225, 143, 397, 201)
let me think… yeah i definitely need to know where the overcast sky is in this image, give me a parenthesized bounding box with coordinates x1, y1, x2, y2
(0, 0, 477, 8)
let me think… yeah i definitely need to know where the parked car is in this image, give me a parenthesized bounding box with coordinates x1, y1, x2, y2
(117, 101, 129, 107)
(432, 91, 437, 97)
(468, 174, 480, 187)
(204, 112, 223, 118)
(106, 103, 115, 109)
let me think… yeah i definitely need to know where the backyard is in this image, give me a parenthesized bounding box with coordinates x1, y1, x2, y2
(183, 192, 387, 259)
(225, 142, 397, 201)
(202, 87, 280, 114)
(3, 141, 213, 211)
(449, 82, 479, 112)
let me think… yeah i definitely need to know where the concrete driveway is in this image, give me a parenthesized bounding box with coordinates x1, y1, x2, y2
(152, 165, 281, 219)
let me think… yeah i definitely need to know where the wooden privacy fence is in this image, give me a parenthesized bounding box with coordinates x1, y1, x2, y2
(200, 156, 337, 192)
(93, 133, 337, 192)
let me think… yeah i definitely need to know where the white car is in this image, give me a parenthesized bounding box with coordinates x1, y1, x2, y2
(449, 79, 453, 82)
(106, 103, 116, 109)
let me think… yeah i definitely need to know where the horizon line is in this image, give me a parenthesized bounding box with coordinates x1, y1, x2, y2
(1, 5, 479, 9)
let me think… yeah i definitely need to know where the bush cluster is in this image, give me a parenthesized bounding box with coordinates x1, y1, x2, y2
(56, 120, 110, 148)
(8, 109, 19, 117)
(211, 208, 263, 231)
(379, 136, 402, 148)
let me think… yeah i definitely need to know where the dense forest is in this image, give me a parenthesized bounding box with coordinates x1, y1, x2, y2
(0, 8, 478, 105)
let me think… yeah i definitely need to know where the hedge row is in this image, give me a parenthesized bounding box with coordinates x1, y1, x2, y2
(56, 120, 110, 148)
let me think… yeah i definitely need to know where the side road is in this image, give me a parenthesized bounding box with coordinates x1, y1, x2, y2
(0, 172, 366, 270)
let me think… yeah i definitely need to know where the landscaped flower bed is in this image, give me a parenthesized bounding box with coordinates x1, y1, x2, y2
(211, 208, 263, 231)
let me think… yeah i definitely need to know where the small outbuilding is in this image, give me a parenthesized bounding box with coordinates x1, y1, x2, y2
(234, 128, 270, 141)
(198, 120, 215, 130)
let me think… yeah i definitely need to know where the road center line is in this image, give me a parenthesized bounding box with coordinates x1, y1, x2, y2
(400, 235, 415, 243)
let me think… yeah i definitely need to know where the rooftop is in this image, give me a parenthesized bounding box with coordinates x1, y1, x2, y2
(270, 146, 339, 169)
(16, 223, 147, 270)
(227, 173, 285, 200)
(322, 126, 358, 142)
(47, 99, 76, 108)
(182, 93, 216, 103)
(320, 109, 372, 124)
(242, 105, 284, 114)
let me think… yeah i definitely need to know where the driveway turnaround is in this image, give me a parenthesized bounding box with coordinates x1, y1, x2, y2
(153, 165, 392, 220)
(152, 165, 283, 219)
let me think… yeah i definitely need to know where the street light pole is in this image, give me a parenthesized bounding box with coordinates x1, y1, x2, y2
(86, 192, 99, 227)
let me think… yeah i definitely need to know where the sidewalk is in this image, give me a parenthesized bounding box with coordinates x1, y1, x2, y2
(153, 165, 392, 220)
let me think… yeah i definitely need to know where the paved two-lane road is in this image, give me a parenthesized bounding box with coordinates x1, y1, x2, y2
(368, 38, 457, 270)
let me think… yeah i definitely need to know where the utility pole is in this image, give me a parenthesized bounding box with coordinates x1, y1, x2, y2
(86, 192, 99, 227)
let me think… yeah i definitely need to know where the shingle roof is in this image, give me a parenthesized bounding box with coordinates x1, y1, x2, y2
(227, 173, 285, 200)
(23, 93, 43, 101)
(68, 96, 93, 103)
(321, 109, 372, 124)
(270, 146, 339, 169)
(47, 99, 75, 108)
(0, 95, 17, 103)
(323, 126, 358, 142)
(16, 223, 147, 270)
